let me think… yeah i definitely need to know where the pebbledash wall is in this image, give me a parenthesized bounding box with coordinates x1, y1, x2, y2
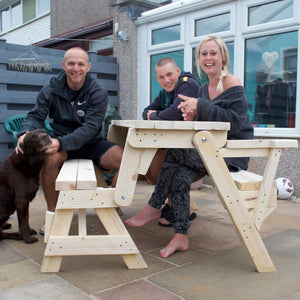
(0, 39, 118, 162)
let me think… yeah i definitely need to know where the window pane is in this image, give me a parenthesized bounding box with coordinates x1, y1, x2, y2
(245, 31, 297, 128)
(11, 1, 21, 28)
(38, 0, 50, 15)
(195, 12, 230, 37)
(248, 0, 293, 26)
(152, 24, 180, 45)
(192, 41, 234, 86)
(150, 50, 184, 102)
(23, 0, 36, 23)
(1, 7, 10, 32)
(89, 35, 113, 51)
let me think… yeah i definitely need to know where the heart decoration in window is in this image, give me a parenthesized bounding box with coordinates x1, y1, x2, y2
(262, 51, 279, 70)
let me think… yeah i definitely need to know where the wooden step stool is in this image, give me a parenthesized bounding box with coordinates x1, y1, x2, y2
(41, 159, 147, 272)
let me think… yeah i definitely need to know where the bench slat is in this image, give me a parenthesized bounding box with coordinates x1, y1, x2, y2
(55, 159, 97, 191)
(231, 170, 262, 191)
(225, 139, 298, 149)
(77, 159, 97, 190)
(56, 160, 78, 190)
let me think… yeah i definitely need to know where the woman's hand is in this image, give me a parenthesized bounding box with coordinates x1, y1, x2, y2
(177, 94, 198, 121)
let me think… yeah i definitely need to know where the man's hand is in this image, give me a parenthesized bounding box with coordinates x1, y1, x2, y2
(147, 110, 156, 120)
(46, 138, 60, 154)
(15, 132, 28, 154)
(177, 94, 198, 121)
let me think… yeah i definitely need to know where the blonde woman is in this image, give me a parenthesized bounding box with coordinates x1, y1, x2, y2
(125, 36, 253, 258)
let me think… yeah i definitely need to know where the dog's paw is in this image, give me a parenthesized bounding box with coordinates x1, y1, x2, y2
(24, 236, 38, 244)
(0, 232, 22, 240)
(28, 228, 37, 235)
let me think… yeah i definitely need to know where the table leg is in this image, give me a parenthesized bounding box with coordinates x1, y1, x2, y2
(94, 207, 147, 269)
(254, 148, 281, 229)
(41, 208, 74, 272)
(115, 138, 156, 206)
(193, 131, 276, 272)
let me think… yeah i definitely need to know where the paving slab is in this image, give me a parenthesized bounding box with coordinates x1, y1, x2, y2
(0, 277, 91, 300)
(0, 241, 27, 266)
(95, 279, 181, 300)
(48, 252, 176, 294)
(0, 260, 54, 290)
(148, 230, 300, 300)
(1, 182, 300, 299)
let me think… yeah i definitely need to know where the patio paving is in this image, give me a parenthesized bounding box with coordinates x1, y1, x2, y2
(1, 181, 300, 300)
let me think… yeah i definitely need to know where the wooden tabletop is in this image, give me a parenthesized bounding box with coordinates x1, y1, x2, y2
(110, 120, 230, 131)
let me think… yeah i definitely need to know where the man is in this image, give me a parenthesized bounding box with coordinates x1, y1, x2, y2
(17, 47, 123, 234)
(142, 57, 201, 226)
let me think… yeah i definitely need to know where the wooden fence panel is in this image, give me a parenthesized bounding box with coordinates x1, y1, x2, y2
(0, 39, 119, 161)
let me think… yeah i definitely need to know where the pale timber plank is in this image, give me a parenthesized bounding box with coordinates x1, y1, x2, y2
(225, 139, 298, 149)
(55, 159, 78, 191)
(77, 159, 97, 190)
(55, 188, 116, 209)
(44, 211, 55, 243)
(95, 207, 148, 268)
(231, 170, 263, 191)
(43, 236, 139, 256)
(193, 131, 276, 272)
(110, 120, 230, 131)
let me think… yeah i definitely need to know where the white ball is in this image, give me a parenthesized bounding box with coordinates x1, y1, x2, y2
(276, 177, 294, 199)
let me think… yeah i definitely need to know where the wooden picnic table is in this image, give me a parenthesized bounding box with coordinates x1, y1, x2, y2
(41, 120, 298, 273)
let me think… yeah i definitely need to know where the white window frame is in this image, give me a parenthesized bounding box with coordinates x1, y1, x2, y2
(0, 0, 50, 34)
(137, 0, 300, 137)
(147, 15, 185, 52)
(243, 27, 299, 138)
(37, 0, 50, 17)
(0, 0, 22, 33)
(242, 0, 299, 35)
(189, 3, 236, 46)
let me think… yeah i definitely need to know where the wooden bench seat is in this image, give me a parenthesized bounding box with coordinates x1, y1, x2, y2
(41, 159, 147, 273)
(230, 170, 277, 222)
(193, 132, 298, 272)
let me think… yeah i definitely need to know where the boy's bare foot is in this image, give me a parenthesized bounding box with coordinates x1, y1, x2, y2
(158, 218, 171, 226)
(39, 224, 45, 235)
(159, 233, 189, 258)
(125, 205, 161, 227)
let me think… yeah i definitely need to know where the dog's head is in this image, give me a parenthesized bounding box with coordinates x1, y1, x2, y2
(20, 129, 52, 155)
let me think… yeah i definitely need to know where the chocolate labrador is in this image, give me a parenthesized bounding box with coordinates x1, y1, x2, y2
(0, 129, 52, 243)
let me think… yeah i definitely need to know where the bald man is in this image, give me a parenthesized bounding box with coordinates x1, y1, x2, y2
(17, 47, 123, 234)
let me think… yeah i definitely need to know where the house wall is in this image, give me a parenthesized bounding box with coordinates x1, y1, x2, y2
(0, 14, 51, 45)
(111, 6, 138, 120)
(51, 0, 113, 36)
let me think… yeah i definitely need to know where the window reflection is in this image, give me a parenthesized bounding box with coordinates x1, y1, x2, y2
(152, 24, 180, 45)
(150, 51, 184, 102)
(195, 13, 230, 37)
(248, 0, 293, 26)
(245, 31, 297, 128)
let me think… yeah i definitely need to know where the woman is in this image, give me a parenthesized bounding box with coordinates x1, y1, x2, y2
(125, 36, 253, 258)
